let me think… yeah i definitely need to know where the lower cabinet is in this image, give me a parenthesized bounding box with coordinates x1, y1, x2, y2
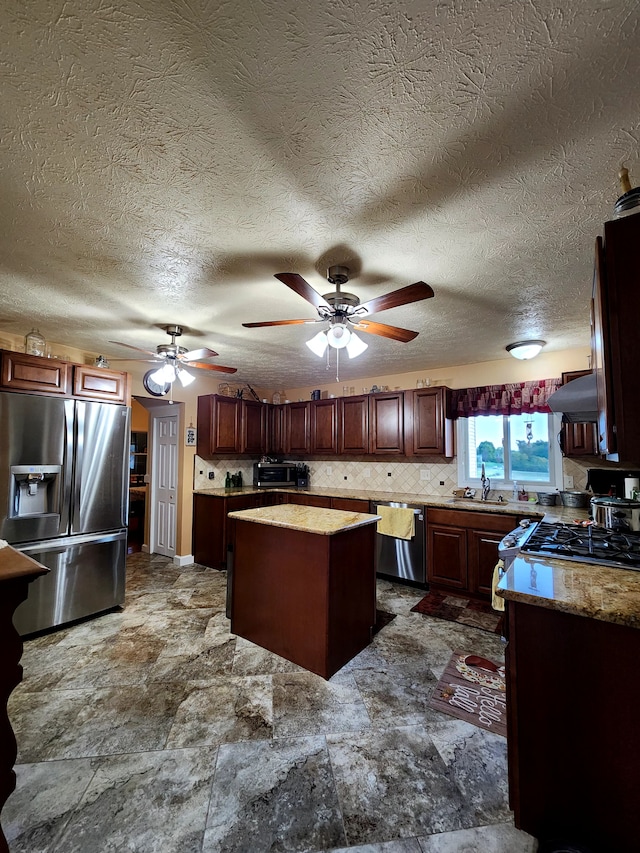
(505, 601, 639, 850)
(193, 493, 273, 568)
(286, 493, 331, 508)
(426, 508, 521, 600)
(330, 497, 370, 512)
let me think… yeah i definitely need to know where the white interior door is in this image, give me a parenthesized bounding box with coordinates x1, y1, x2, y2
(152, 413, 178, 558)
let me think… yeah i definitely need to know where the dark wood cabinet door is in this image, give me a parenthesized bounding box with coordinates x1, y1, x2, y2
(268, 404, 286, 456)
(310, 398, 338, 454)
(331, 497, 370, 512)
(73, 364, 130, 404)
(196, 394, 240, 457)
(285, 402, 310, 454)
(192, 494, 227, 567)
(594, 216, 640, 462)
(339, 395, 369, 454)
(0, 350, 71, 395)
(467, 526, 509, 597)
(369, 392, 404, 454)
(404, 387, 451, 456)
(427, 524, 467, 590)
(241, 400, 267, 455)
(286, 493, 331, 507)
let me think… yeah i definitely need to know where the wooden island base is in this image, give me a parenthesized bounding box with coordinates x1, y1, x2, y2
(229, 505, 379, 679)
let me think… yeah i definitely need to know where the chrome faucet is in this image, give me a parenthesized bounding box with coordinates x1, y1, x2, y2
(480, 463, 491, 501)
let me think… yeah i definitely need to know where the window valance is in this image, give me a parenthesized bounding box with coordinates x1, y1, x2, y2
(450, 378, 562, 418)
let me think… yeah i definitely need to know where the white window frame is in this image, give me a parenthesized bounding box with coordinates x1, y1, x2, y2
(456, 412, 564, 491)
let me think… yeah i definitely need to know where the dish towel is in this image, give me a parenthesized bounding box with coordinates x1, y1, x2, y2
(376, 505, 415, 540)
(491, 559, 505, 612)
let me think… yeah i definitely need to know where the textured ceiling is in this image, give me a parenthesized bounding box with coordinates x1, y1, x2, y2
(1, 0, 639, 388)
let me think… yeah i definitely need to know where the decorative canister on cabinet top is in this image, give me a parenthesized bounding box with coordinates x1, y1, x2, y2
(24, 328, 46, 356)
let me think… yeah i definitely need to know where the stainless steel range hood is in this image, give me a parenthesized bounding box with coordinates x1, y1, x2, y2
(547, 372, 598, 423)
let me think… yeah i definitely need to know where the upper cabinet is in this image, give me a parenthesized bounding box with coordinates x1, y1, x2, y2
(197, 394, 241, 457)
(196, 387, 453, 459)
(240, 399, 267, 455)
(404, 387, 453, 457)
(591, 214, 640, 462)
(285, 401, 311, 455)
(0, 350, 130, 404)
(339, 395, 369, 454)
(310, 398, 339, 454)
(369, 391, 405, 455)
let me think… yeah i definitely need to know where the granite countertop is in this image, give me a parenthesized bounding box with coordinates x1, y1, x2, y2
(194, 484, 593, 525)
(227, 503, 381, 536)
(497, 553, 640, 630)
(0, 541, 49, 582)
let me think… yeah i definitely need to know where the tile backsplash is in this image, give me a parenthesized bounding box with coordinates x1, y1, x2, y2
(194, 453, 597, 500)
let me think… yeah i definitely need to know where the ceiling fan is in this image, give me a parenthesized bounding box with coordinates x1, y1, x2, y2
(109, 325, 237, 395)
(242, 266, 434, 359)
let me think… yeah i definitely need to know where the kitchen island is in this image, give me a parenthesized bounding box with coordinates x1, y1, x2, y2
(0, 543, 48, 853)
(496, 556, 640, 852)
(227, 503, 381, 679)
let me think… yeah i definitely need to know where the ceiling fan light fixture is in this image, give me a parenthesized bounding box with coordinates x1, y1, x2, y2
(176, 367, 195, 387)
(150, 362, 177, 385)
(506, 340, 546, 360)
(346, 331, 368, 358)
(306, 330, 329, 357)
(327, 323, 351, 349)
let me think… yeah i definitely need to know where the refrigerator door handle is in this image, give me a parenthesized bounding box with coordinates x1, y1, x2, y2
(71, 400, 84, 531)
(62, 399, 75, 534)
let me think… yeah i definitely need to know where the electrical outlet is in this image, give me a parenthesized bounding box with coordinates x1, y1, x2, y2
(420, 469, 430, 481)
(387, 472, 392, 477)
(564, 475, 574, 489)
(326, 466, 332, 475)
(208, 471, 215, 480)
(363, 468, 371, 478)
(439, 481, 445, 486)
(199, 470, 203, 475)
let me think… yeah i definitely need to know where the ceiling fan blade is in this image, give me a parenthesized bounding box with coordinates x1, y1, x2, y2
(186, 361, 237, 374)
(351, 319, 418, 342)
(179, 347, 218, 360)
(357, 282, 434, 316)
(274, 273, 332, 311)
(242, 318, 319, 328)
(107, 357, 161, 363)
(108, 340, 159, 357)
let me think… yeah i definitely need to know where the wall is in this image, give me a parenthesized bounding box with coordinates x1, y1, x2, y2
(280, 347, 591, 403)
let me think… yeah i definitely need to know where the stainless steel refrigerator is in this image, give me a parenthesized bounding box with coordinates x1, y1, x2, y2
(0, 391, 130, 635)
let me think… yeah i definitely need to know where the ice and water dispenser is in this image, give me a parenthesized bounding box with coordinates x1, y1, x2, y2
(9, 464, 62, 520)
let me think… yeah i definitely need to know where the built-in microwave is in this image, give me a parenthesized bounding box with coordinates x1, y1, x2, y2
(253, 462, 298, 488)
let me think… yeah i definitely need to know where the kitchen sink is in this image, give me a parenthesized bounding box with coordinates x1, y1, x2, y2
(447, 497, 511, 506)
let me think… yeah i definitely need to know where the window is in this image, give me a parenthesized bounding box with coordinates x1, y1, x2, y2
(457, 412, 563, 490)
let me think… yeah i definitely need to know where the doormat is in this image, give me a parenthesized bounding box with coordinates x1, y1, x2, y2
(372, 609, 396, 636)
(428, 650, 507, 737)
(411, 590, 504, 635)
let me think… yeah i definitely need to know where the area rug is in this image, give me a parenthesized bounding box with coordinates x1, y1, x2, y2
(410, 590, 504, 634)
(372, 609, 396, 636)
(428, 650, 507, 737)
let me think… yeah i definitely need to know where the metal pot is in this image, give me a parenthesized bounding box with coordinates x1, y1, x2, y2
(590, 496, 640, 532)
(559, 490, 591, 508)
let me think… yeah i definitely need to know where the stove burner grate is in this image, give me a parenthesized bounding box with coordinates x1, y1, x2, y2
(521, 522, 640, 570)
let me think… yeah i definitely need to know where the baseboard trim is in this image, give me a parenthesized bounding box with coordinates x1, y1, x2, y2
(173, 553, 194, 567)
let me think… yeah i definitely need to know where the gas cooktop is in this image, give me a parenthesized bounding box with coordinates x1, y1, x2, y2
(520, 521, 640, 571)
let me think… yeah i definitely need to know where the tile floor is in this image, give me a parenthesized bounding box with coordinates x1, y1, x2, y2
(4, 553, 538, 852)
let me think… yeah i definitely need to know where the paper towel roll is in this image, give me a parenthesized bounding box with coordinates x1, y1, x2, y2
(624, 477, 639, 498)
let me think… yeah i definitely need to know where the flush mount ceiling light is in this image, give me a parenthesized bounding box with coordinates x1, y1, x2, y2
(506, 340, 546, 360)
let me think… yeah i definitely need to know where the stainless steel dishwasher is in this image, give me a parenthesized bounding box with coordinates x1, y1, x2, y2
(374, 501, 426, 585)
